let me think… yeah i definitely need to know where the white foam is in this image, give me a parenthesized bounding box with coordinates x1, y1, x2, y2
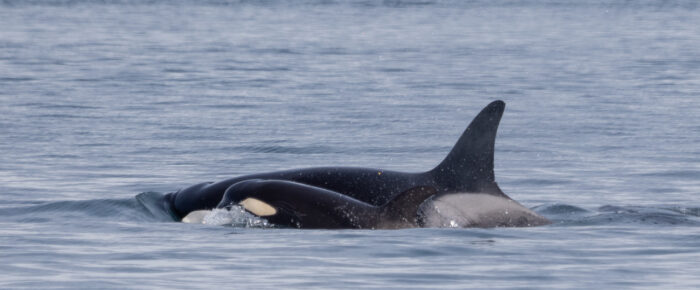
(181, 206, 272, 228)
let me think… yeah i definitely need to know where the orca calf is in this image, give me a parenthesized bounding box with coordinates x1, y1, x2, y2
(212, 179, 437, 229)
(166, 100, 550, 228)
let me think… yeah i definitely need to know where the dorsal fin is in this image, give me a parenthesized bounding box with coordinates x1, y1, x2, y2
(430, 100, 505, 193)
(379, 186, 437, 227)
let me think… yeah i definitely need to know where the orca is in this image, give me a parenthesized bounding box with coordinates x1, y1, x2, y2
(165, 100, 550, 227)
(210, 179, 437, 229)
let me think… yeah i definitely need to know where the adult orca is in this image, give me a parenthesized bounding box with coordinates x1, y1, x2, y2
(209, 179, 437, 229)
(165, 100, 549, 227)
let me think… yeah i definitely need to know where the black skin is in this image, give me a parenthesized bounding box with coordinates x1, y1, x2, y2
(168, 168, 432, 218)
(164, 100, 507, 219)
(216, 179, 437, 229)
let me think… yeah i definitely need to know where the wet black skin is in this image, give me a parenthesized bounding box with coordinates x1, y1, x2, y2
(216, 179, 438, 229)
(165, 100, 507, 219)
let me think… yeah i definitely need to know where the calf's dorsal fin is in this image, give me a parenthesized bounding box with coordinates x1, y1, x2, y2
(379, 186, 437, 227)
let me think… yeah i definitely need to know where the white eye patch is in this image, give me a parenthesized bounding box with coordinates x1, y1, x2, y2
(239, 198, 277, 216)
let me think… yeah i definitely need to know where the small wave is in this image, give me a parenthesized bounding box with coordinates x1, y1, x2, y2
(0, 76, 34, 81)
(0, 196, 168, 223)
(231, 145, 340, 154)
(354, 0, 438, 8)
(513, 179, 573, 186)
(30, 113, 101, 120)
(632, 169, 700, 179)
(377, 67, 411, 73)
(532, 203, 589, 215)
(14, 102, 100, 110)
(667, 206, 700, 217)
(216, 66, 290, 72)
(251, 48, 300, 55)
(538, 204, 700, 227)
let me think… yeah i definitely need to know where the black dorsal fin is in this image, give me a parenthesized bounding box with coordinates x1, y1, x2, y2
(379, 186, 437, 227)
(430, 100, 505, 193)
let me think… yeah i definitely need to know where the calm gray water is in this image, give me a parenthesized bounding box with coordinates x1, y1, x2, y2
(1, 0, 700, 288)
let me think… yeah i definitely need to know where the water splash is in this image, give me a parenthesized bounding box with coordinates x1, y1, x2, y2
(182, 206, 272, 228)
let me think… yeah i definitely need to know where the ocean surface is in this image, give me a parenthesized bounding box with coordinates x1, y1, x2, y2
(1, 0, 700, 288)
